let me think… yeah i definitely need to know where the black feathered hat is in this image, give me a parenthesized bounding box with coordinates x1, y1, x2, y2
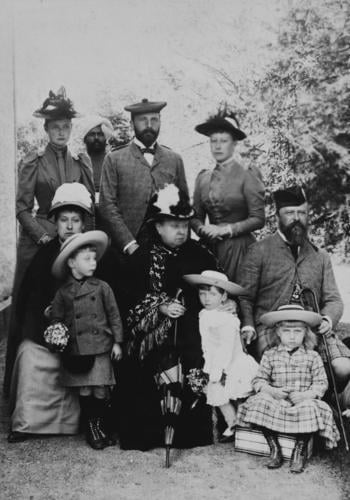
(33, 86, 81, 120)
(195, 108, 246, 140)
(148, 184, 195, 222)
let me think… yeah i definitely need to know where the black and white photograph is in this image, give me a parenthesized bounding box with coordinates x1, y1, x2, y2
(1, 0, 350, 498)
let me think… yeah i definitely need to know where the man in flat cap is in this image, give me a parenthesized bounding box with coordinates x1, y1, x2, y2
(99, 99, 188, 255)
(237, 186, 350, 388)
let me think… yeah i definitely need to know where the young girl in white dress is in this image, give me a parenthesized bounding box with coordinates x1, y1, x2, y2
(184, 270, 258, 442)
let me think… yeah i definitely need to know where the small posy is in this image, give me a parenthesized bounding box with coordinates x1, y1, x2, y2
(43, 322, 69, 352)
(187, 368, 209, 396)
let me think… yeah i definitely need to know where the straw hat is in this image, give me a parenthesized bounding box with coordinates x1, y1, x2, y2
(260, 304, 322, 327)
(52, 230, 108, 279)
(48, 183, 93, 218)
(183, 270, 246, 296)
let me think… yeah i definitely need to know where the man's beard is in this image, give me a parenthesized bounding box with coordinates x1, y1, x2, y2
(280, 220, 307, 246)
(135, 127, 159, 147)
(86, 139, 106, 154)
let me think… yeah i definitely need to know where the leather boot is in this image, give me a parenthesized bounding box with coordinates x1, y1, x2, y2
(99, 399, 117, 447)
(261, 428, 283, 469)
(85, 397, 106, 450)
(290, 434, 310, 473)
(86, 417, 106, 450)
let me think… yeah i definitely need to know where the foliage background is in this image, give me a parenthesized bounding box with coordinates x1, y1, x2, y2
(4, 0, 350, 300)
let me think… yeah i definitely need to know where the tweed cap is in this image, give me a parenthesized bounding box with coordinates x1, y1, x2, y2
(124, 98, 167, 115)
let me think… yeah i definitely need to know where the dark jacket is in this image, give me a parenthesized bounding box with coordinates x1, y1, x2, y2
(51, 276, 123, 356)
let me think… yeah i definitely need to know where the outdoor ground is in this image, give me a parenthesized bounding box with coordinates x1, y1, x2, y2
(1, 263, 350, 500)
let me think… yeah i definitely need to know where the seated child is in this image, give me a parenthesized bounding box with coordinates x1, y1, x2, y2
(50, 230, 123, 450)
(184, 270, 258, 443)
(238, 304, 340, 473)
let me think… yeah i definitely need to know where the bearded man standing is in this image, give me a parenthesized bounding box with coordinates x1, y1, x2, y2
(99, 99, 188, 255)
(238, 186, 350, 386)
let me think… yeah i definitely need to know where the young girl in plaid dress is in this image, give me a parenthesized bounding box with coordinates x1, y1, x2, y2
(239, 304, 340, 473)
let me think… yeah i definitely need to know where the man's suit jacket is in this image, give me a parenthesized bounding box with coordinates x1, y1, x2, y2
(99, 142, 188, 251)
(238, 232, 343, 353)
(51, 276, 123, 356)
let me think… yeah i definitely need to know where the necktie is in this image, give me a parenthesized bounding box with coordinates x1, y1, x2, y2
(140, 147, 155, 155)
(56, 149, 66, 184)
(289, 244, 299, 260)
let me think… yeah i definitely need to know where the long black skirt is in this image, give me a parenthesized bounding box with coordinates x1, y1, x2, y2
(111, 357, 213, 451)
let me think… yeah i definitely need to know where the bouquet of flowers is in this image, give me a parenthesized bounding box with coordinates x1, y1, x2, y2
(43, 322, 69, 352)
(187, 368, 209, 397)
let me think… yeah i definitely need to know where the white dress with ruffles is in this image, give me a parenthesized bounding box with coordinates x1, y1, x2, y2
(199, 309, 259, 407)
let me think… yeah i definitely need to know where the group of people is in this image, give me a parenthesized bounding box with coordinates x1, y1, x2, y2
(4, 86, 350, 475)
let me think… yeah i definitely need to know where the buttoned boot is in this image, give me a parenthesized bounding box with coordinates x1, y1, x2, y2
(261, 427, 283, 469)
(96, 399, 117, 447)
(85, 397, 106, 450)
(290, 434, 310, 473)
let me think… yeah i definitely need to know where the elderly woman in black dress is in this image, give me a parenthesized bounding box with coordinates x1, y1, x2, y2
(114, 184, 222, 451)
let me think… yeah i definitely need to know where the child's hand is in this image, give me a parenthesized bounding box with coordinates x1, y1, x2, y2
(261, 385, 289, 400)
(159, 300, 186, 319)
(342, 409, 350, 418)
(111, 343, 122, 362)
(289, 390, 315, 405)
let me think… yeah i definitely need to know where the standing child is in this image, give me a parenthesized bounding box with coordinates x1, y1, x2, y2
(183, 270, 258, 442)
(50, 230, 123, 450)
(238, 304, 340, 473)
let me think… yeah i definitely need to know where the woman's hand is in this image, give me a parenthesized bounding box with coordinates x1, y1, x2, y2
(111, 343, 123, 361)
(159, 300, 186, 319)
(199, 224, 223, 241)
(44, 305, 53, 319)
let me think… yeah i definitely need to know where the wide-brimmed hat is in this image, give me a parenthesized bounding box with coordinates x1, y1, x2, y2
(81, 115, 114, 141)
(183, 270, 246, 296)
(52, 230, 108, 279)
(260, 304, 322, 327)
(148, 184, 195, 222)
(33, 86, 81, 120)
(195, 111, 246, 141)
(48, 183, 93, 218)
(273, 186, 307, 212)
(124, 98, 167, 115)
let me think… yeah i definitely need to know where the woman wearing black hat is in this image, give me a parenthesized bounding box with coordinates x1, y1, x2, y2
(114, 184, 219, 451)
(192, 109, 265, 281)
(4, 87, 94, 396)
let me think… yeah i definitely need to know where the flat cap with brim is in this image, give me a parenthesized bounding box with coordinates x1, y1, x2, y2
(124, 98, 167, 115)
(48, 183, 93, 218)
(273, 186, 307, 211)
(260, 304, 322, 328)
(183, 270, 246, 296)
(52, 230, 108, 279)
(195, 116, 246, 141)
(33, 86, 81, 120)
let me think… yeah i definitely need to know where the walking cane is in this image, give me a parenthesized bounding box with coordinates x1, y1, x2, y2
(300, 288, 349, 451)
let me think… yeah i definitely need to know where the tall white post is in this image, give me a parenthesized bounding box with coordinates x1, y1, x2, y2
(0, 0, 17, 301)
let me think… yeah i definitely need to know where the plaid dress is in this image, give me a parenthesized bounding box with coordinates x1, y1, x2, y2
(238, 345, 340, 449)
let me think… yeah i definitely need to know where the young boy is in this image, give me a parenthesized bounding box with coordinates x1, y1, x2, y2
(51, 230, 123, 450)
